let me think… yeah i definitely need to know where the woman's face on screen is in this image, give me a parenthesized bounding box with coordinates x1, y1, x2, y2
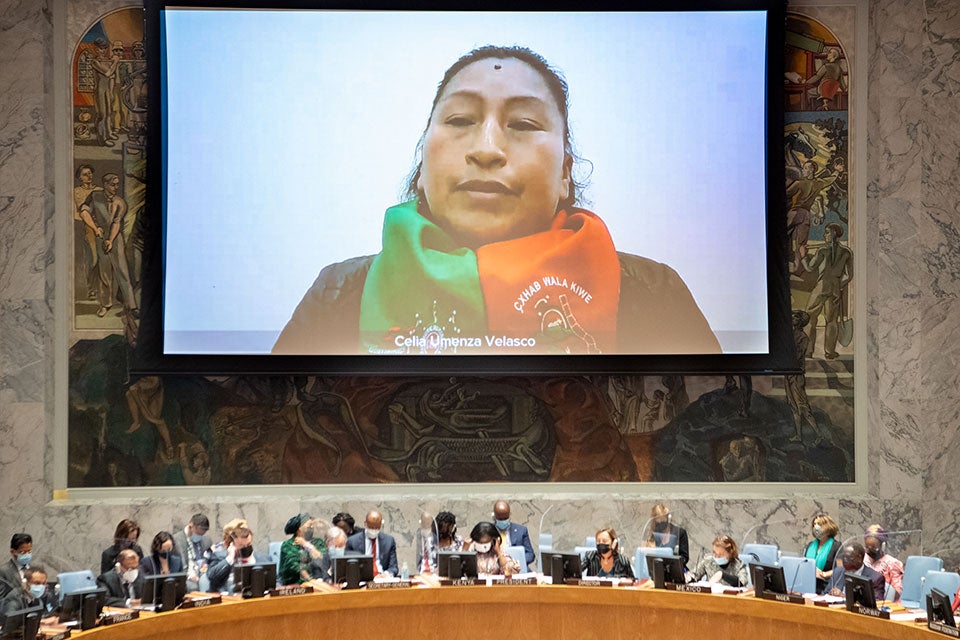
(418, 58, 571, 249)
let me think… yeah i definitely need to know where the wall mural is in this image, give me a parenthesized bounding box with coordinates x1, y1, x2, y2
(67, 4, 856, 487)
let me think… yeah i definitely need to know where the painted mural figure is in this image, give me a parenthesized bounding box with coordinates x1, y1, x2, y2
(801, 223, 852, 359)
(786, 160, 840, 275)
(784, 310, 824, 444)
(804, 47, 847, 110)
(90, 38, 119, 146)
(78, 173, 138, 318)
(719, 437, 763, 481)
(125, 376, 174, 456)
(73, 164, 101, 300)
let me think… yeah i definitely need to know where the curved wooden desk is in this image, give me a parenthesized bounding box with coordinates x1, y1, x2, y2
(73, 586, 939, 640)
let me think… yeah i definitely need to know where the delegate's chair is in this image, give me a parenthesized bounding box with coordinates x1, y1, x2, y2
(634, 546, 673, 580)
(504, 545, 527, 570)
(779, 556, 817, 595)
(900, 556, 944, 608)
(921, 570, 960, 608)
(741, 543, 779, 566)
(583, 536, 597, 549)
(57, 570, 97, 602)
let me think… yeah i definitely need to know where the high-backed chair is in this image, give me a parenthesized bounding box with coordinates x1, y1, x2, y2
(921, 570, 960, 608)
(742, 543, 779, 566)
(268, 541, 283, 567)
(584, 536, 597, 549)
(779, 556, 817, 595)
(57, 570, 97, 602)
(634, 546, 673, 580)
(504, 545, 527, 570)
(900, 556, 944, 608)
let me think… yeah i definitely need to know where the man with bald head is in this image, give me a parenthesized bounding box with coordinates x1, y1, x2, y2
(344, 510, 398, 577)
(826, 541, 886, 602)
(493, 500, 535, 568)
(97, 548, 144, 607)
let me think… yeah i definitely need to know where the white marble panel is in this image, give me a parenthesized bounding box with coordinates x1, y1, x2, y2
(920, 298, 960, 400)
(921, 0, 960, 97)
(872, 0, 928, 99)
(0, 300, 46, 402)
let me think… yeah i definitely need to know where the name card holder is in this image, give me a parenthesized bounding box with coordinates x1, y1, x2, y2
(439, 578, 484, 587)
(929, 621, 960, 638)
(503, 577, 538, 586)
(760, 591, 806, 605)
(564, 579, 616, 587)
(665, 583, 710, 594)
(366, 581, 413, 590)
(849, 603, 890, 620)
(181, 594, 222, 609)
(269, 586, 315, 597)
(100, 610, 140, 625)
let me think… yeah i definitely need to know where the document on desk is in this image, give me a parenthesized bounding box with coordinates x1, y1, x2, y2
(808, 594, 846, 604)
(687, 581, 750, 595)
(889, 611, 925, 622)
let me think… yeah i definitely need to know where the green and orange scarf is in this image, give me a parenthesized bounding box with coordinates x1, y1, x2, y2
(359, 200, 621, 354)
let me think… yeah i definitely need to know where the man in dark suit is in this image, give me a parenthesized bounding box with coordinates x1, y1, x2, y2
(826, 542, 886, 603)
(344, 510, 398, 577)
(97, 549, 145, 607)
(0, 565, 56, 626)
(0, 534, 34, 600)
(493, 501, 535, 568)
(171, 514, 213, 591)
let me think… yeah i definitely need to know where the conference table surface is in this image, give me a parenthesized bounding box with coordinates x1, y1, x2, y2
(57, 581, 945, 640)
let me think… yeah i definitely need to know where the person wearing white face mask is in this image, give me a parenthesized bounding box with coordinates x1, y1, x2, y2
(689, 535, 748, 587)
(97, 549, 144, 607)
(0, 565, 57, 625)
(803, 514, 840, 594)
(0, 534, 34, 600)
(465, 522, 520, 576)
(344, 510, 398, 577)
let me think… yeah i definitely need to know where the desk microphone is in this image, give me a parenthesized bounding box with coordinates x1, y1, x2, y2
(788, 558, 805, 594)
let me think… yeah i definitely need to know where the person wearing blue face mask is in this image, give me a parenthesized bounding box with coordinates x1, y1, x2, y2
(0, 566, 56, 626)
(492, 501, 535, 568)
(172, 513, 212, 591)
(0, 534, 33, 600)
(690, 535, 748, 587)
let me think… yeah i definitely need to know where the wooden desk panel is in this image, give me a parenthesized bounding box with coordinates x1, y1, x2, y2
(70, 586, 939, 640)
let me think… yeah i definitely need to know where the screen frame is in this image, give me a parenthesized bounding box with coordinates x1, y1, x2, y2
(136, 0, 795, 376)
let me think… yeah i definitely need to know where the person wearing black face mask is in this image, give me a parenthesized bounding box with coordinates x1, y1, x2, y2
(141, 531, 183, 576)
(646, 503, 690, 569)
(581, 528, 634, 579)
(862, 524, 903, 600)
(206, 522, 257, 593)
(279, 513, 326, 585)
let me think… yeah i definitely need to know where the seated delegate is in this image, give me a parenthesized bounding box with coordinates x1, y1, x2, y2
(690, 535, 749, 587)
(97, 549, 145, 607)
(464, 522, 520, 576)
(580, 528, 634, 579)
(140, 531, 183, 576)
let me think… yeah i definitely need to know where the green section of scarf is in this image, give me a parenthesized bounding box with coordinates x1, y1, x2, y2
(805, 537, 836, 571)
(359, 200, 487, 353)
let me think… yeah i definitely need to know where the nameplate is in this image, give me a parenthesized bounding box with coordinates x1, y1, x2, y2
(181, 595, 222, 609)
(439, 578, 484, 586)
(666, 583, 710, 594)
(39, 630, 71, 640)
(760, 591, 805, 605)
(564, 579, 615, 587)
(929, 621, 960, 638)
(269, 586, 314, 597)
(366, 581, 412, 590)
(850, 604, 890, 620)
(504, 577, 538, 585)
(100, 610, 140, 625)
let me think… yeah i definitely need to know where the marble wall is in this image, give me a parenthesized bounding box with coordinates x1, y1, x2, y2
(1, 0, 959, 576)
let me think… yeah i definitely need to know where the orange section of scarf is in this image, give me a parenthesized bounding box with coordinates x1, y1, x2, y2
(475, 209, 621, 354)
